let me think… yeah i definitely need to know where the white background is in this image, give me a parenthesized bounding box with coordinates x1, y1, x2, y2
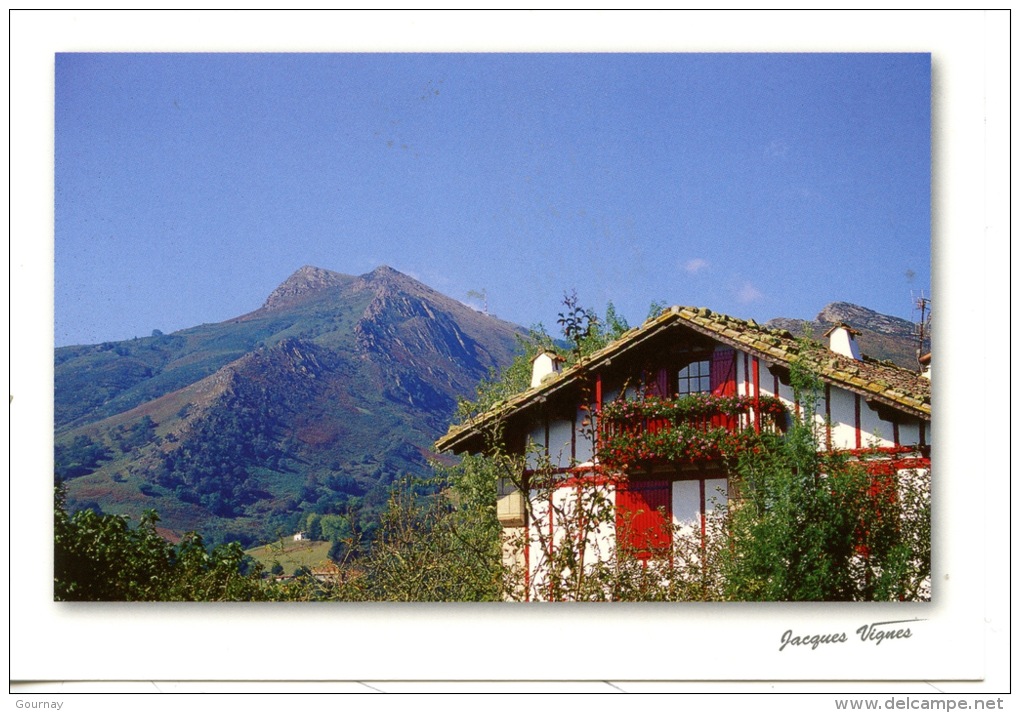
(7, 9, 1012, 697)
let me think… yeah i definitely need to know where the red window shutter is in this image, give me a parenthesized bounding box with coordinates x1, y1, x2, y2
(710, 350, 737, 429)
(644, 367, 669, 397)
(643, 368, 671, 434)
(657, 367, 669, 398)
(710, 350, 736, 396)
(616, 480, 671, 559)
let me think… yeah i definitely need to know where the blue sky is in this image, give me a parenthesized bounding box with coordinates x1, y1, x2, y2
(55, 52, 931, 347)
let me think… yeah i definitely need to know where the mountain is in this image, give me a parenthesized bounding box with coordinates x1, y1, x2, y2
(55, 266, 525, 547)
(766, 301, 929, 370)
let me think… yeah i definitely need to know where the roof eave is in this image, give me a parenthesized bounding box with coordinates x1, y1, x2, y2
(435, 306, 931, 453)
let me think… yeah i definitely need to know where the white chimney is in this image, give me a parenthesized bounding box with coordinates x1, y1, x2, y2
(824, 323, 862, 360)
(919, 352, 931, 380)
(531, 351, 564, 388)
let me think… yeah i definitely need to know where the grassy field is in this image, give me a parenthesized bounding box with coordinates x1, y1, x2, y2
(245, 537, 333, 574)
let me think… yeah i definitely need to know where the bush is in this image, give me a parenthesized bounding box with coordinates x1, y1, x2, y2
(54, 486, 271, 601)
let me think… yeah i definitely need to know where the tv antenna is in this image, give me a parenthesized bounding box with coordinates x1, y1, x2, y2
(912, 291, 930, 369)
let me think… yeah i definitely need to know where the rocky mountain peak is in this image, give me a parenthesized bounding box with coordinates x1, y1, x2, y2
(262, 266, 353, 311)
(369, 264, 400, 278)
(815, 302, 915, 337)
(765, 301, 925, 369)
(358, 265, 433, 296)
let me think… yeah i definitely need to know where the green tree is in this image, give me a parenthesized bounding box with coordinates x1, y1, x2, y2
(54, 485, 272, 601)
(54, 434, 112, 480)
(718, 361, 931, 601)
(119, 415, 157, 453)
(324, 460, 503, 602)
(304, 512, 323, 541)
(319, 513, 350, 543)
(603, 301, 631, 340)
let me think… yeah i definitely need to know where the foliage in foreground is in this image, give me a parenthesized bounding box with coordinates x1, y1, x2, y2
(719, 435, 930, 602)
(54, 451, 505, 602)
(715, 362, 931, 601)
(317, 455, 504, 602)
(54, 486, 271, 601)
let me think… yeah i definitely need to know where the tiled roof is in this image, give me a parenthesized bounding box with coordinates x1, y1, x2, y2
(436, 306, 931, 453)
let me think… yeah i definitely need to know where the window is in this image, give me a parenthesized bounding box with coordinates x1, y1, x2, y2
(678, 359, 711, 395)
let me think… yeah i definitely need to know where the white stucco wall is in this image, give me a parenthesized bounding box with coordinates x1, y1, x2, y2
(859, 403, 894, 446)
(735, 351, 747, 398)
(672, 478, 727, 532)
(548, 418, 574, 468)
(524, 421, 544, 470)
(574, 405, 595, 464)
(527, 411, 599, 471)
(525, 492, 551, 595)
(895, 419, 930, 447)
(828, 387, 858, 449)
